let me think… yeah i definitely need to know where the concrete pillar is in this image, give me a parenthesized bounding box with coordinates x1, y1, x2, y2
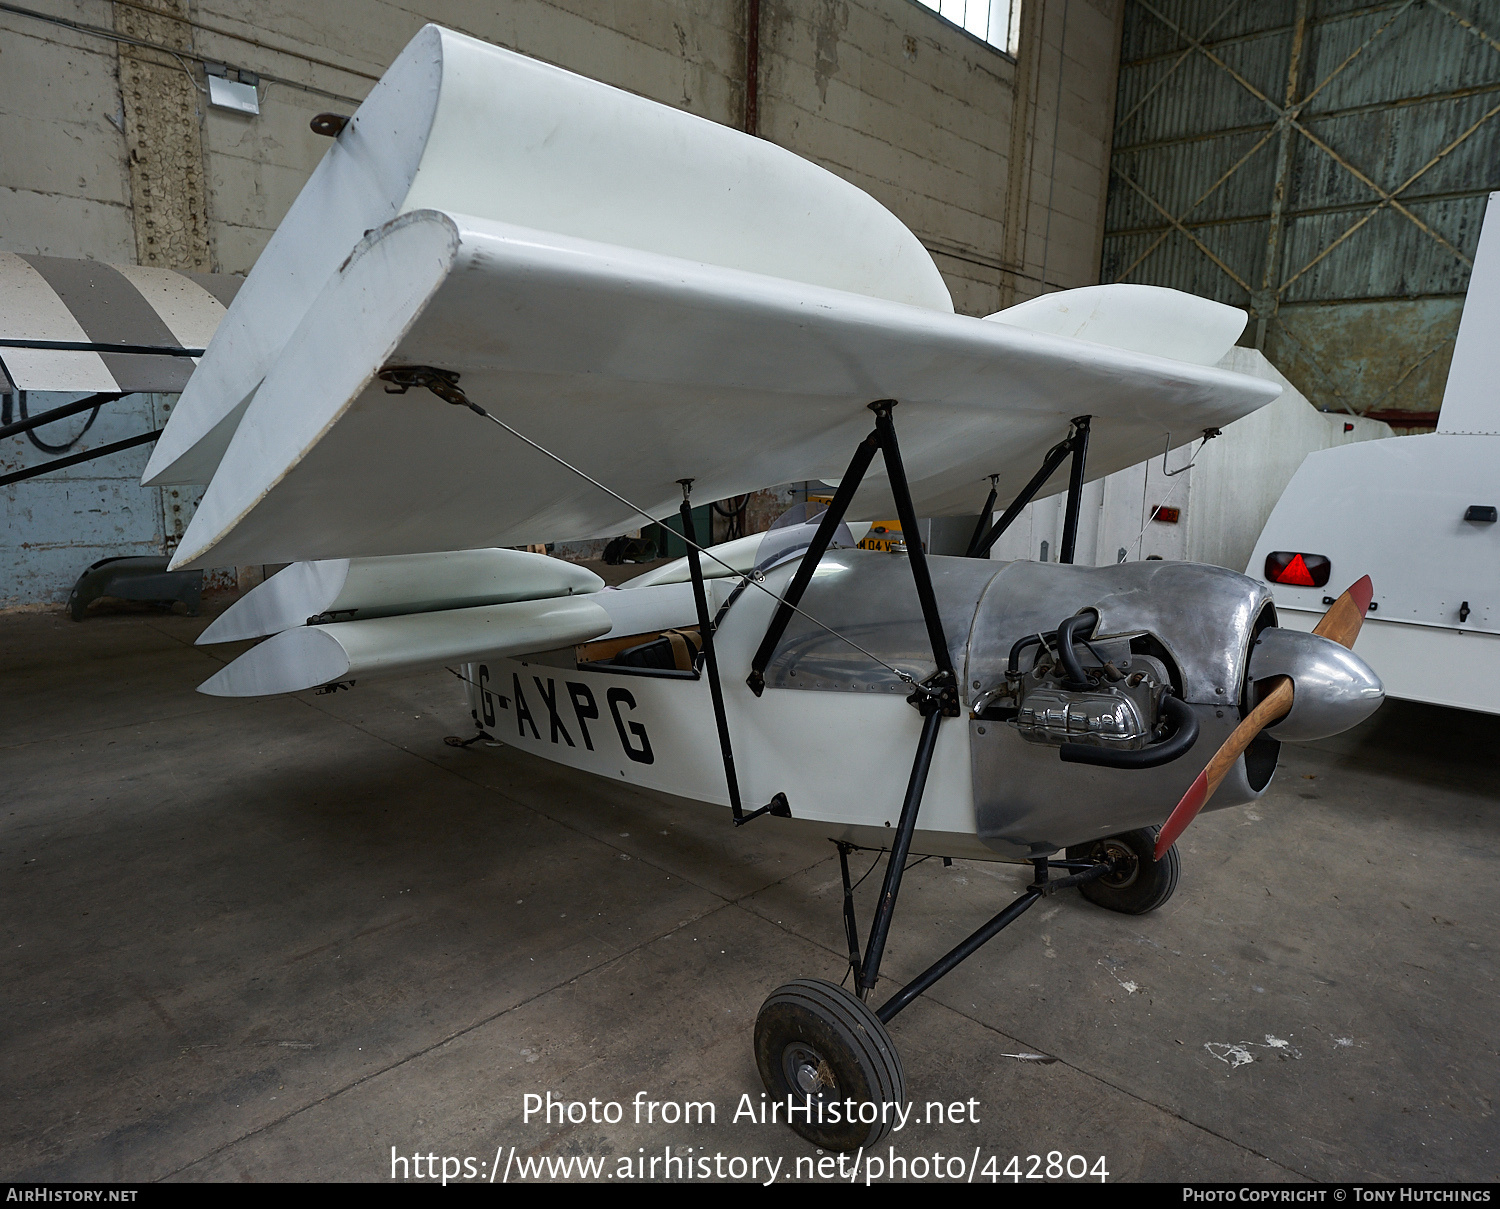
(113, 0, 212, 272)
(1000, 0, 1043, 309)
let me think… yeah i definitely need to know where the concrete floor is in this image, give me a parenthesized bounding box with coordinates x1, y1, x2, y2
(2, 593, 1496, 1183)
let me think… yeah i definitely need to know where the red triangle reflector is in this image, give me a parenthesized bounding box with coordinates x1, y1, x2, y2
(1277, 553, 1317, 587)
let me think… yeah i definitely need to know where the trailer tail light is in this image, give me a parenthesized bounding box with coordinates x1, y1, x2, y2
(1265, 551, 1330, 588)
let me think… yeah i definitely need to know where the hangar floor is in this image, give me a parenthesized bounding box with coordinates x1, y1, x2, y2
(2, 591, 1496, 1184)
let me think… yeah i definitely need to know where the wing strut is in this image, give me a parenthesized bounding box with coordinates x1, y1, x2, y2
(745, 400, 959, 708)
(966, 414, 1092, 560)
(381, 365, 916, 689)
(1058, 414, 1092, 564)
(677, 480, 789, 827)
(964, 474, 1000, 558)
(742, 400, 964, 1000)
(380, 366, 920, 830)
(744, 422, 882, 696)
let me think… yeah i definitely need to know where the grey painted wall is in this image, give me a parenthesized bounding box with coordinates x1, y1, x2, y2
(0, 392, 206, 607)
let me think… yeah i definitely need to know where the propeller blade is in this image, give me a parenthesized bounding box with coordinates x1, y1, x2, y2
(1153, 678, 1291, 859)
(1311, 573, 1373, 647)
(1152, 575, 1373, 861)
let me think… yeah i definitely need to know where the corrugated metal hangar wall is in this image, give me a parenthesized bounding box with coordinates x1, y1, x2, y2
(1104, 0, 1500, 430)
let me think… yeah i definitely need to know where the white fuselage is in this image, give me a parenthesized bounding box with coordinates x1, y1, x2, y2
(464, 573, 995, 860)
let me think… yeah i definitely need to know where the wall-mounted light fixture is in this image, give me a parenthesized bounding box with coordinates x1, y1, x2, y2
(204, 62, 260, 115)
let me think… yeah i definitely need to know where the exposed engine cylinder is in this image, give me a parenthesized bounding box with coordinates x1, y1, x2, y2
(1014, 652, 1173, 751)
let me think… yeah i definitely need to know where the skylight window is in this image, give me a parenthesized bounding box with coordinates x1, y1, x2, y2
(914, 0, 1021, 55)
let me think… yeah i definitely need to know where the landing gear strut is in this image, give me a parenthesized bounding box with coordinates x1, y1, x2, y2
(754, 833, 1180, 1149)
(746, 402, 1175, 1150)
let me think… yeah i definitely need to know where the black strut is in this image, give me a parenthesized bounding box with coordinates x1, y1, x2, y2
(837, 842, 864, 988)
(964, 475, 999, 558)
(746, 426, 881, 696)
(744, 401, 960, 999)
(875, 856, 1118, 1024)
(852, 400, 963, 997)
(877, 883, 1042, 1023)
(1058, 415, 1091, 564)
(970, 415, 1092, 560)
(748, 399, 956, 708)
(679, 485, 745, 823)
(0, 391, 124, 441)
(682, 487, 790, 827)
(857, 707, 943, 1000)
(870, 402, 955, 695)
(0, 428, 162, 487)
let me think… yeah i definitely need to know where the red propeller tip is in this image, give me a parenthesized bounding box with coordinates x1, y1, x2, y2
(1347, 575, 1374, 615)
(1156, 770, 1208, 860)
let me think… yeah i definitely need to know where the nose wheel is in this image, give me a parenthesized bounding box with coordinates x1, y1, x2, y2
(753, 978, 905, 1150)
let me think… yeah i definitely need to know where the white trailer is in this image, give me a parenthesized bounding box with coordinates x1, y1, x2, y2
(1246, 195, 1500, 715)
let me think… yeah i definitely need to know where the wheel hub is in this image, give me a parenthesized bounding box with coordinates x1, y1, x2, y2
(783, 1043, 835, 1096)
(1093, 840, 1139, 888)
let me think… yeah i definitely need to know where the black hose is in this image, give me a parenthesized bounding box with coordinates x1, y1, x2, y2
(1056, 608, 1098, 689)
(1007, 631, 1053, 675)
(1008, 607, 1100, 680)
(19, 391, 101, 454)
(1059, 695, 1200, 769)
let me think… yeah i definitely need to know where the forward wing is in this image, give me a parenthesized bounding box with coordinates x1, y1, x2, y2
(147, 24, 1279, 573)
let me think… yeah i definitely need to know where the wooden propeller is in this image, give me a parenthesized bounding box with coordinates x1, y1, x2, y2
(1152, 575, 1373, 861)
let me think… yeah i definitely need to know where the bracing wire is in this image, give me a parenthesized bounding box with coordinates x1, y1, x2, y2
(1131, 430, 1212, 560)
(457, 398, 933, 695)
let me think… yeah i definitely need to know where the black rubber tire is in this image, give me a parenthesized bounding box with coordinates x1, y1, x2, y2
(1065, 826, 1180, 915)
(753, 978, 905, 1151)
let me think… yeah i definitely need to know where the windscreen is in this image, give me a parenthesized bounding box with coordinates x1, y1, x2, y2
(753, 514, 858, 577)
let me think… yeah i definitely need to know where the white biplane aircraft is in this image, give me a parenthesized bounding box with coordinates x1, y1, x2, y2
(153, 26, 1385, 1151)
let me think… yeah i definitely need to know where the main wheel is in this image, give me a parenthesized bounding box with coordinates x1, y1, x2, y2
(1065, 826, 1180, 914)
(753, 978, 905, 1151)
